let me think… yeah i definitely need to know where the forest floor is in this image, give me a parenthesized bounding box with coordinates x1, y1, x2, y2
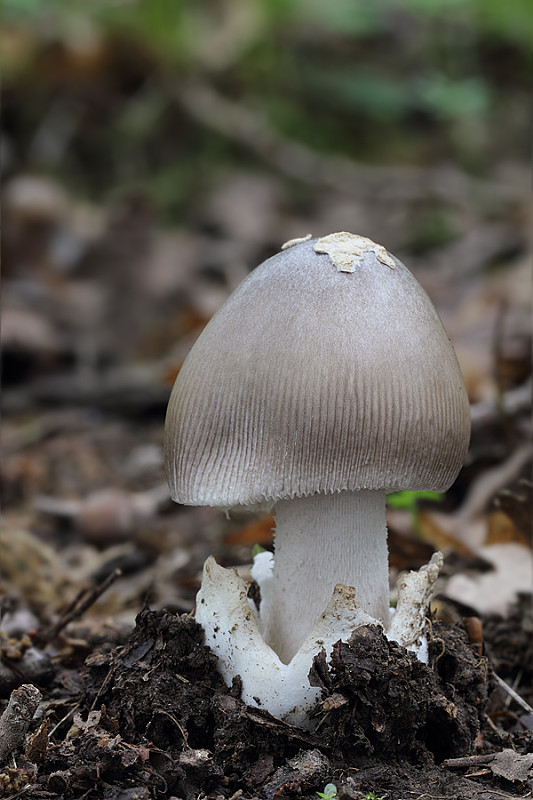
(1, 167, 531, 796)
(1, 9, 532, 798)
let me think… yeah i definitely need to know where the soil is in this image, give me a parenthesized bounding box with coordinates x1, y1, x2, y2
(1, 606, 531, 800)
(484, 595, 533, 709)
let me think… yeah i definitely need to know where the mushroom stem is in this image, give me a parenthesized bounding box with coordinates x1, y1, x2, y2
(261, 489, 390, 663)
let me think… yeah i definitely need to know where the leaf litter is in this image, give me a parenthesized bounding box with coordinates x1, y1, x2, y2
(1, 10, 532, 798)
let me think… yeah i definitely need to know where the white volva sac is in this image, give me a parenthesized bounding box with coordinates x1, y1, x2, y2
(165, 232, 470, 724)
(196, 551, 443, 726)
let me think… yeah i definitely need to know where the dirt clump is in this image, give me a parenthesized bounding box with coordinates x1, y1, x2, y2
(309, 621, 488, 763)
(2, 606, 532, 799)
(60, 610, 499, 799)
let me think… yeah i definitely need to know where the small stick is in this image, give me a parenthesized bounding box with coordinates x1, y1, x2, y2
(48, 702, 80, 739)
(175, 80, 522, 207)
(36, 568, 122, 645)
(443, 753, 496, 770)
(0, 684, 42, 765)
(470, 378, 532, 430)
(493, 672, 533, 718)
(455, 443, 531, 522)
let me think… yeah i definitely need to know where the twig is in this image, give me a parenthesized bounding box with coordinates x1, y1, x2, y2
(484, 713, 504, 736)
(1, 409, 91, 456)
(36, 568, 122, 645)
(34, 483, 170, 522)
(2, 366, 170, 414)
(175, 79, 524, 207)
(456, 443, 532, 521)
(443, 753, 496, 770)
(2, 788, 32, 800)
(493, 673, 533, 719)
(0, 684, 42, 765)
(505, 671, 524, 709)
(89, 658, 118, 713)
(33, 495, 81, 518)
(470, 379, 532, 431)
(48, 702, 80, 739)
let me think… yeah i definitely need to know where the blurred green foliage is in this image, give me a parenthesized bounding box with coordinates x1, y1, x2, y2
(1, 0, 530, 218)
(387, 490, 444, 535)
(300, 67, 490, 121)
(387, 490, 444, 510)
(2, 0, 532, 48)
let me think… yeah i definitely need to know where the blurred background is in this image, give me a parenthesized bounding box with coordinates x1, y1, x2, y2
(1, 0, 531, 664)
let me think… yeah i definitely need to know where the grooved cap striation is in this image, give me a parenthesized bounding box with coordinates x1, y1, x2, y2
(165, 236, 470, 509)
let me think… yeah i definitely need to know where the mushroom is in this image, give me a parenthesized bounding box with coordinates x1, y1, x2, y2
(165, 232, 470, 717)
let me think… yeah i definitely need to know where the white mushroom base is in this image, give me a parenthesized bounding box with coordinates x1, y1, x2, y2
(195, 551, 443, 727)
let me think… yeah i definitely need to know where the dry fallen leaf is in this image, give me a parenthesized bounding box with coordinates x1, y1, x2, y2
(0, 518, 79, 612)
(223, 515, 274, 547)
(490, 749, 533, 785)
(493, 479, 533, 542)
(486, 509, 531, 549)
(417, 511, 480, 558)
(443, 542, 533, 616)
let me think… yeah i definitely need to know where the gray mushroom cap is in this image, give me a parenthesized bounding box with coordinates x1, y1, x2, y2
(165, 233, 470, 509)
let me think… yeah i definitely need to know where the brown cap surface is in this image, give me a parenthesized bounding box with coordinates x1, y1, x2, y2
(165, 233, 470, 508)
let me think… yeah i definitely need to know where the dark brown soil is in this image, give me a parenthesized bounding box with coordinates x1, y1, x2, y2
(8, 609, 529, 800)
(484, 594, 533, 709)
